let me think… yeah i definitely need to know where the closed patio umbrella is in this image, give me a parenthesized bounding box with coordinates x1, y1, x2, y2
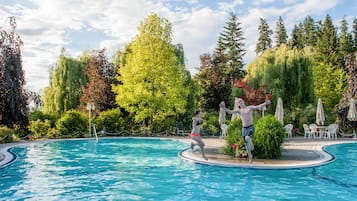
(274, 97, 284, 125)
(316, 98, 325, 126)
(347, 98, 357, 134)
(231, 97, 240, 121)
(219, 107, 226, 125)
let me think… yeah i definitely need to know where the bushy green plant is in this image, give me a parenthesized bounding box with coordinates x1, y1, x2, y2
(201, 111, 220, 136)
(12, 124, 29, 139)
(223, 119, 244, 156)
(56, 110, 87, 137)
(0, 126, 19, 143)
(253, 115, 285, 159)
(94, 108, 127, 134)
(29, 119, 54, 139)
(29, 110, 57, 127)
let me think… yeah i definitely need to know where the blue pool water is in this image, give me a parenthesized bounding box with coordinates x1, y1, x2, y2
(0, 138, 356, 201)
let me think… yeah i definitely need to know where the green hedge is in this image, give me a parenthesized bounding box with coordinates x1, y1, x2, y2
(56, 110, 87, 138)
(0, 126, 20, 143)
(28, 120, 58, 139)
(94, 108, 126, 133)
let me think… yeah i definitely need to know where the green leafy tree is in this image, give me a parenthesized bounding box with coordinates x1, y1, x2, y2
(43, 49, 87, 116)
(275, 16, 287, 46)
(312, 62, 347, 113)
(256, 18, 273, 55)
(112, 13, 188, 131)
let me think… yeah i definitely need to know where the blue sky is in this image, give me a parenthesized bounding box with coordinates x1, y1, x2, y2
(1, 0, 356, 93)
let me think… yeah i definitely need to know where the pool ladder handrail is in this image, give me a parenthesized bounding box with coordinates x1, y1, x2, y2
(92, 124, 99, 143)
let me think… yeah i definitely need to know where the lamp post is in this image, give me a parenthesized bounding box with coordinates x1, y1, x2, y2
(86, 103, 95, 137)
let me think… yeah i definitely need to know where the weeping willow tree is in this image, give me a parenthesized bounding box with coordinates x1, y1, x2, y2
(245, 44, 314, 112)
(43, 49, 87, 116)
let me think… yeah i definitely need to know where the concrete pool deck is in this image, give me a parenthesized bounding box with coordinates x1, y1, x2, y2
(1, 137, 356, 169)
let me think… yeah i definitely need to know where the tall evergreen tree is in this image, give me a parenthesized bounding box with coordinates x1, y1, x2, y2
(112, 13, 188, 130)
(315, 14, 339, 67)
(352, 18, 357, 51)
(215, 36, 225, 54)
(256, 18, 273, 55)
(216, 12, 246, 80)
(303, 16, 317, 47)
(289, 23, 304, 49)
(275, 16, 287, 46)
(338, 18, 353, 63)
(0, 17, 28, 127)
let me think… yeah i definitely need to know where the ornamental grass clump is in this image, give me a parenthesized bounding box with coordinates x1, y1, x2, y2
(253, 115, 285, 159)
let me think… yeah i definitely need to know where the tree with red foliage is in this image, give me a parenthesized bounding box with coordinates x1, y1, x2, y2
(234, 79, 272, 105)
(0, 16, 28, 127)
(195, 52, 232, 111)
(80, 49, 117, 112)
(337, 52, 357, 130)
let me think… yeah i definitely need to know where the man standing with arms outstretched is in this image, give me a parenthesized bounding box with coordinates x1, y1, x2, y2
(220, 98, 271, 163)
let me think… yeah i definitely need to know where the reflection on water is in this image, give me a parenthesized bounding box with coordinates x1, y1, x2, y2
(0, 139, 356, 200)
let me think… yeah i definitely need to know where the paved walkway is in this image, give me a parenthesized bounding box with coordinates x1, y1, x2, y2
(1, 137, 356, 169)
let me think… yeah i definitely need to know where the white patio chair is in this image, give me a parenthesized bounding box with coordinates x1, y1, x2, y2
(220, 124, 228, 139)
(303, 124, 311, 139)
(309, 124, 318, 139)
(325, 124, 338, 140)
(284, 124, 293, 139)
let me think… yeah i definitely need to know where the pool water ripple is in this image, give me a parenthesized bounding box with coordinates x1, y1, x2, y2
(0, 138, 356, 200)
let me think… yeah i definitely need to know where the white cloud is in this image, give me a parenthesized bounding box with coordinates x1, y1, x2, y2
(0, 0, 351, 93)
(287, 0, 339, 21)
(170, 7, 228, 73)
(218, 0, 244, 12)
(252, 0, 277, 6)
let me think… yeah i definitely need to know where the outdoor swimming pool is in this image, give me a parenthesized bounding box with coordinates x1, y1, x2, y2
(0, 138, 356, 200)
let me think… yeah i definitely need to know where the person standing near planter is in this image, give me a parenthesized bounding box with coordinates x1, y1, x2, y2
(219, 98, 271, 163)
